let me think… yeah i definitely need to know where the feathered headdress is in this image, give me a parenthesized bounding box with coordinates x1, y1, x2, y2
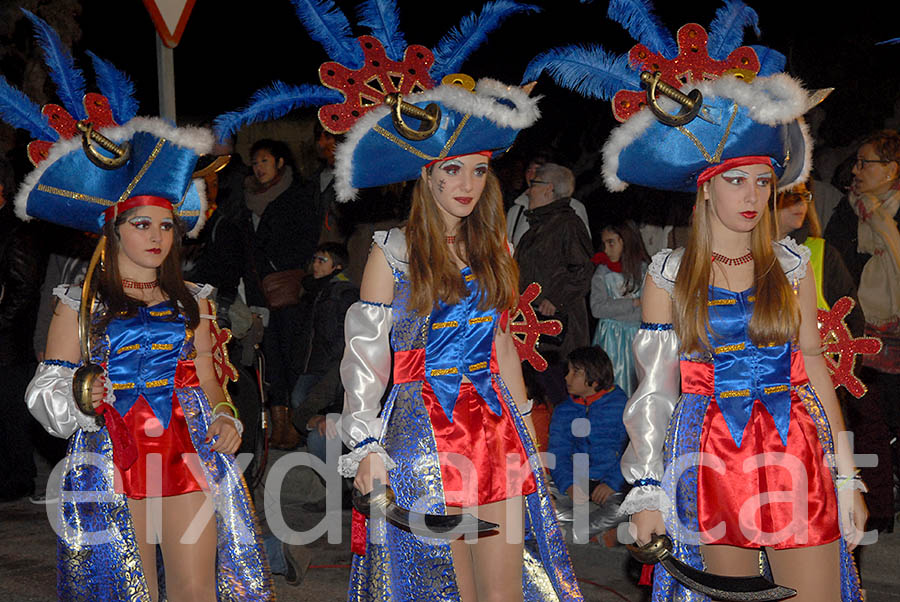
(1, 10, 212, 236)
(523, 0, 827, 193)
(215, 0, 541, 201)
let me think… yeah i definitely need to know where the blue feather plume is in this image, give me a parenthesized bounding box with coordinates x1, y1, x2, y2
(214, 82, 344, 141)
(0, 75, 58, 141)
(749, 46, 786, 76)
(607, 0, 677, 58)
(22, 9, 87, 120)
(431, 1, 540, 81)
(522, 45, 640, 100)
(86, 51, 138, 124)
(707, 0, 760, 60)
(357, 0, 407, 62)
(290, 0, 363, 68)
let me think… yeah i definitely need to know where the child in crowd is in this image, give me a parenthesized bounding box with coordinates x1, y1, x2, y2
(548, 346, 629, 538)
(290, 242, 359, 432)
(590, 223, 650, 395)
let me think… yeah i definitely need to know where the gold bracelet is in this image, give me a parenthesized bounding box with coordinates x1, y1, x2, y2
(213, 401, 239, 420)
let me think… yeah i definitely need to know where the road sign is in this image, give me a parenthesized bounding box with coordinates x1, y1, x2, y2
(142, 0, 196, 48)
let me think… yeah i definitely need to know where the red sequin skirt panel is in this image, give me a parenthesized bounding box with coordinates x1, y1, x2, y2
(422, 380, 537, 507)
(696, 392, 840, 549)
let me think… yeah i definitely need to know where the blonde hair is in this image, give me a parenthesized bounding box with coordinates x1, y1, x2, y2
(673, 172, 799, 353)
(407, 169, 519, 315)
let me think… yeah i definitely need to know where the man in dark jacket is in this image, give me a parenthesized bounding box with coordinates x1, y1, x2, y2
(0, 158, 42, 501)
(514, 162, 593, 404)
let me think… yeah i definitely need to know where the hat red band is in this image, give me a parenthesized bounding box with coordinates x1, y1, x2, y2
(696, 156, 774, 187)
(425, 150, 494, 169)
(103, 195, 174, 223)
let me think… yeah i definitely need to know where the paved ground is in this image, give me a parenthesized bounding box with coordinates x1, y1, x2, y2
(2, 449, 898, 601)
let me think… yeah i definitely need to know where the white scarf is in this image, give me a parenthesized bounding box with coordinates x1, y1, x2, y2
(851, 187, 900, 324)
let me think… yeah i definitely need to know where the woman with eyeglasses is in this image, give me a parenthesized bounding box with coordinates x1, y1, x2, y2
(776, 183, 861, 324)
(824, 129, 900, 532)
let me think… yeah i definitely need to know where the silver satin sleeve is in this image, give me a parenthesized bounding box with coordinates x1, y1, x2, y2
(619, 326, 680, 515)
(339, 301, 393, 452)
(25, 362, 100, 438)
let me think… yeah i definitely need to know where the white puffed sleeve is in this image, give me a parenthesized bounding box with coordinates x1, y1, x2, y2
(26, 362, 101, 438)
(619, 324, 680, 515)
(338, 301, 398, 477)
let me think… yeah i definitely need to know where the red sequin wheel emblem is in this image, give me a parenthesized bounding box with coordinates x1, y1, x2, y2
(613, 23, 760, 122)
(509, 283, 563, 372)
(318, 35, 435, 134)
(817, 296, 882, 398)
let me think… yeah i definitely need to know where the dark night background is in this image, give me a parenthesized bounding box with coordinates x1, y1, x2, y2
(3, 0, 900, 227)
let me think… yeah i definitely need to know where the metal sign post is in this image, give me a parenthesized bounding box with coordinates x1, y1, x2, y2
(143, 0, 196, 123)
(156, 36, 176, 122)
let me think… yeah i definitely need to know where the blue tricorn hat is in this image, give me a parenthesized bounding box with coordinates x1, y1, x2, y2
(523, 1, 827, 193)
(214, 0, 541, 201)
(1, 10, 212, 235)
(334, 78, 539, 200)
(601, 74, 820, 193)
(15, 118, 212, 235)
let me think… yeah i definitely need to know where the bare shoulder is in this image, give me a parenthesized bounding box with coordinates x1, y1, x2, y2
(641, 272, 673, 324)
(360, 244, 395, 305)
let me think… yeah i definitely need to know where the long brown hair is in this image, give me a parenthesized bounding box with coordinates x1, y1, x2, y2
(673, 173, 799, 353)
(407, 169, 519, 315)
(95, 207, 200, 334)
(602, 222, 650, 295)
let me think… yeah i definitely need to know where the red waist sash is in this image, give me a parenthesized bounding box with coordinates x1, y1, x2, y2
(680, 350, 809, 396)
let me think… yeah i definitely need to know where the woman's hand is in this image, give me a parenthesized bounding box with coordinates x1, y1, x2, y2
(90, 374, 106, 409)
(838, 488, 868, 551)
(629, 509, 666, 547)
(354, 451, 389, 495)
(206, 415, 242, 454)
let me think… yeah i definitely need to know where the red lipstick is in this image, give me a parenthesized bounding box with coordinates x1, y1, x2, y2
(454, 196, 473, 205)
(740, 211, 758, 219)
(147, 248, 162, 255)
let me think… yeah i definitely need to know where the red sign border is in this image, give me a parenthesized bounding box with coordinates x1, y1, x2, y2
(142, 0, 196, 48)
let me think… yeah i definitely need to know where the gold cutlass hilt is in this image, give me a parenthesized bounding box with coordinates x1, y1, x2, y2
(640, 71, 704, 127)
(76, 121, 131, 170)
(383, 93, 442, 141)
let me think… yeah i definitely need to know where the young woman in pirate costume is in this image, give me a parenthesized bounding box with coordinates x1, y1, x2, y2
(6, 12, 272, 601)
(527, 2, 866, 599)
(217, 1, 584, 599)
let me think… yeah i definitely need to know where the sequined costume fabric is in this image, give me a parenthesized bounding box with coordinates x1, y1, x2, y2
(348, 229, 583, 601)
(640, 246, 862, 602)
(53, 284, 273, 601)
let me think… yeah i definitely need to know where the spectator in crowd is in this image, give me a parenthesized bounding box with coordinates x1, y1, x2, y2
(309, 122, 343, 244)
(775, 182, 896, 533)
(0, 155, 42, 502)
(185, 132, 251, 327)
(824, 130, 900, 529)
(514, 162, 594, 404)
(290, 242, 359, 425)
(548, 346, 629, 538)
(506, 153, 590, 246)
(240, 139, 319, 449)
(590, 222, 650, 395)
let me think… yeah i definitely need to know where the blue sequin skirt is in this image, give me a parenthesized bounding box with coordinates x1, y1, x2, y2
(347, 376, 584, 601)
